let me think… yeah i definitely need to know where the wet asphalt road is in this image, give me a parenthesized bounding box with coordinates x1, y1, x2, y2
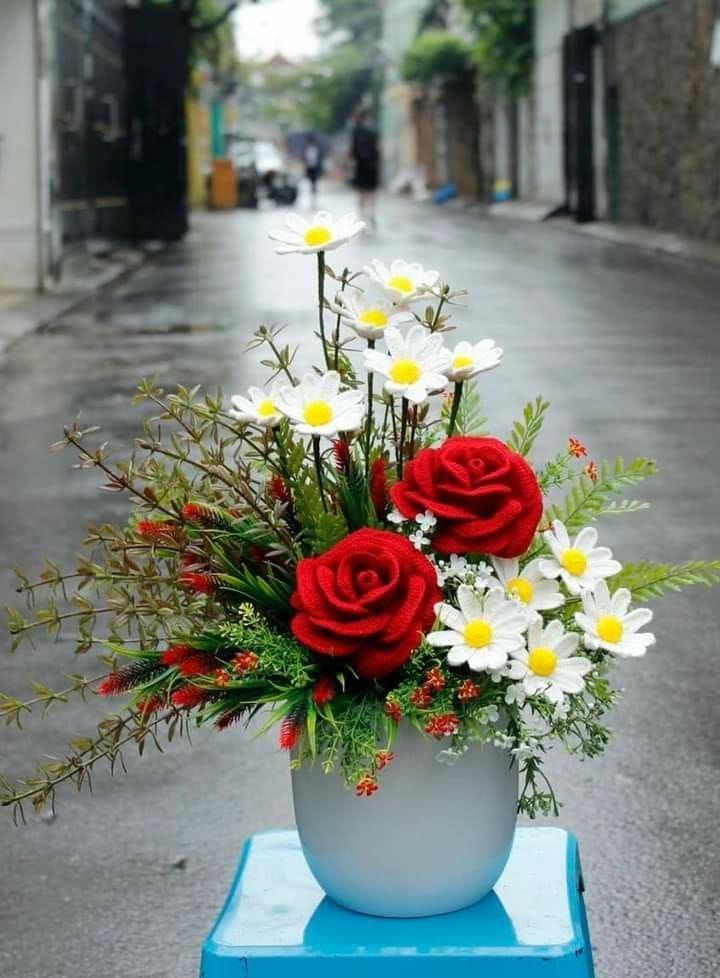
(1, 186, 719, 977)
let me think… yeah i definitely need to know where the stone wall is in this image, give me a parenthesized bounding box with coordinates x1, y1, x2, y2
(607, 0, 720, 240)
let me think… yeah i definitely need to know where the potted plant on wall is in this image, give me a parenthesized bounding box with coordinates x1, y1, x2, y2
(3, 211, 719, 917)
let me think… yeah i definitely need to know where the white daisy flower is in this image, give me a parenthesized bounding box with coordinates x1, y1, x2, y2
(575, 580, 655, 657)
(415, 510, 437, 532)
(444, 339, 504, 382)
(364, 324, 451, 404)
(331, 291, 412, 341)
(268, 211, 365, 255)
(275, 371, 364, 438)
(229, 383, 284, 429)
(427, 585, 527, 673)
(539, 520, 622, 595)
(491, 556, 565, 622)
(364, 258, 440, 305)
(508, 619, 592, 705)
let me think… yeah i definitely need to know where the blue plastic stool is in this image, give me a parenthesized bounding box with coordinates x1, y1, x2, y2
(200, 827, 595, 977)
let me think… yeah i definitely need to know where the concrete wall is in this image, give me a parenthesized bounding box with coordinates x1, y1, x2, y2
(0, 1, 41, 289)
(380, 0, 427, 184)
(607, 0, 720, 240)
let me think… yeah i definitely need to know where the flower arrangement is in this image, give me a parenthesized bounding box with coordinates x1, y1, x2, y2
(3, 210, 720, 823)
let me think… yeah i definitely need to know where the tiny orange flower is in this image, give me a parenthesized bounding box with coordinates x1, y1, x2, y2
(584, 460, 598, 482)
(214, 668, 232, 686)
(457, 678, 481, 702)
(410, 687, 432, 708)
(423, 666, 446, 694)
(376, 750, 395, 770)
(568, 437, 588, 459)
(355, 774, 379, 797)
(384, 700, 402, 722)
(232, 650, 260, 675)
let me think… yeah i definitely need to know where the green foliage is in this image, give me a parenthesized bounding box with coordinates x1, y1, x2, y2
(547, 458, 658, 533)
(460, 0, 534, 96)
(401, 31, 472, 83)
(440, 380, 488, 436)
(508, 397, 550, 457)
(611, 560, 720, 601)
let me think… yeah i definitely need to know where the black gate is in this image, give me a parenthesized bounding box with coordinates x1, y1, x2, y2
(562, 26, 596, 223)
(124, 4, 188, 241)
(56, 0, 128, 243)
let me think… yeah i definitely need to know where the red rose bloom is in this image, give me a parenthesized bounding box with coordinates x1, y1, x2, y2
(391, 436, 542, 557)
(290, 528, 440, 680)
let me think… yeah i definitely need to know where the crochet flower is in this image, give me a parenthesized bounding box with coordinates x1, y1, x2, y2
(391, 436, 543, 557)
(331, 291, 411, 341)
(444, 339, 503, 382)
(364, 324, 451, 404)
(575, 580, 655, 657)
(229, 383, 284, 428)
(268, 211, 365, 255)
(276, 371, 364, 438)
(507, 620, 592, 704)
(290, 528, 440, 680)
(364, 258, 439, 305)
(427, 585, 527, 672)
(490, 556, 564, 621)
(539, 520, 621, 595)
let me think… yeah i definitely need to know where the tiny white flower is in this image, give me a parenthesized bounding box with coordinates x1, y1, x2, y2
(229, 383, 284, 428)
(364, 324, 451, 404)
(364, 258, 440, 305)
(494, 733, 515, 750)
(504, 683, 527, 707)
(510, 742, 534, 760)
(275, 371, 364, 438)
(482, 705, 500, 724)
(331, 290, 412, 341)
(508, 619, 592, 705)
(575, 580, 655, 657)
(387, 507, 407, 525)
(444, 339, 503, 382)
(408, 529, 429, 550)
(268, 211, 365, 255)
(436, 743, 469, 765)
(539, 520, 622, 595)
(491, 556, 565, 622)
(427, 585, 527, 673)
(415, 509, 437, 532)
(552, 700, 570, 721)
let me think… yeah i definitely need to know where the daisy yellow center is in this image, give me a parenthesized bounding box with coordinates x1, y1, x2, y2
(360, 309, 389, 328)
(507, 577, 534, 604)
(528, 646, 557, 677)
(304, 225, 332, 247)
(388, 274, 414, 293)
(303, 400, 334, 427)
(257, 399, 277, 417)
(597, 615, 624, 644)
(390, 359, 421, 385)
(463, 619, 494, 649)
(561, 548, 588, 576)
(453, 354, 474, 370)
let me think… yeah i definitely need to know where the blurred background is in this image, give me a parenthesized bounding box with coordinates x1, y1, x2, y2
(1, 3, 720, 978)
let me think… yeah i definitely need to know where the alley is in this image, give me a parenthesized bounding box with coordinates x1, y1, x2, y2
(1, 188, 720, 978)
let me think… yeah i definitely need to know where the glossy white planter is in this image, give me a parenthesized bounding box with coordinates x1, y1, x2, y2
(291, 724, 518, 917)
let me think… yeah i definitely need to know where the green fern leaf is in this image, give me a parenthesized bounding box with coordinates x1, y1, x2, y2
(547, 457, 657, 533)
(611, 560, 720, 601)
(508, 397, 550, 457)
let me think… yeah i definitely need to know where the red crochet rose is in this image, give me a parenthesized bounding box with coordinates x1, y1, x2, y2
(391, 436, 542, 557)
(290, 528, 440, 680)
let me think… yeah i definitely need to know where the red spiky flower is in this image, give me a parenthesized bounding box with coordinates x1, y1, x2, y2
(270, 474, 292, 505)
(279, 705, 305, 751)
(136, 694, 163, 716)
(180, 571, 217, 595)
(355, 774, 379, 797)
(97, 673, 129, 697)
(332, 438, 351, 472)
(178, 653, 218, 677)
(312, 676, 337, 704)
(171, 685, 209, 709)
(182, 502, 233, 528)
(215, 708, 247, 730)
(137, 520, 183, 544)
(161, 643, 197, 666)
(370, 457, 388, 517)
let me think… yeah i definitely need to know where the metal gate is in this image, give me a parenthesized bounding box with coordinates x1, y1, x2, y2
(562, 26, 596, 223)
(56, 0, 128, 243)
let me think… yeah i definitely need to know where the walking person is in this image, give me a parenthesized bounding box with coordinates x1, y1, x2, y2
(350, 108, 380, 228)
(303, 133, 323, 204)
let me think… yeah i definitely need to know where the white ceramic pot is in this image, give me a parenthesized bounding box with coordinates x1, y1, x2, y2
(291, 723, 518, 917)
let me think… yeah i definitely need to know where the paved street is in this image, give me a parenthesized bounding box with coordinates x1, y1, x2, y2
(1, 186, 719, 977)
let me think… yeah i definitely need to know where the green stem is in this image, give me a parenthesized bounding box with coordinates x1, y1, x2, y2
(430, 289, 448, 332)
(312, 437, 328, 512)
(334, 267, 349, 372)
(317, 251, 330, 370)
(364, 340, 375, 480)
(408, 404, 418, 460)
(398, 397, 409, 478)
(447, 380, 464, 437)
(390, 399, 399, 472)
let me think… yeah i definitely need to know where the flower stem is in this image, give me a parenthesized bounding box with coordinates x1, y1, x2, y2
(390, 399, 399, 471)
(333, 267, 349, 372)
(447, 380, 464, 436)
(312, 436, 328, 511)
(398, 397, 409, 478)
(364, 340, 375, 480)
(409, 404, 418, 460)
(317, 251, 330, 369)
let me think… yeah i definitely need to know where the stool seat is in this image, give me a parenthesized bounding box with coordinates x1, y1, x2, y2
(200, 827, 594, 977)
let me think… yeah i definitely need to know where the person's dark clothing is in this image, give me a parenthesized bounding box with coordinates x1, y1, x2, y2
(351, 124, 379, 191)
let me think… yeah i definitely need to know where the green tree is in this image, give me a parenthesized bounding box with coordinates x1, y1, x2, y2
(460, 0, 533, 96)
(401, 30, 472, 83)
